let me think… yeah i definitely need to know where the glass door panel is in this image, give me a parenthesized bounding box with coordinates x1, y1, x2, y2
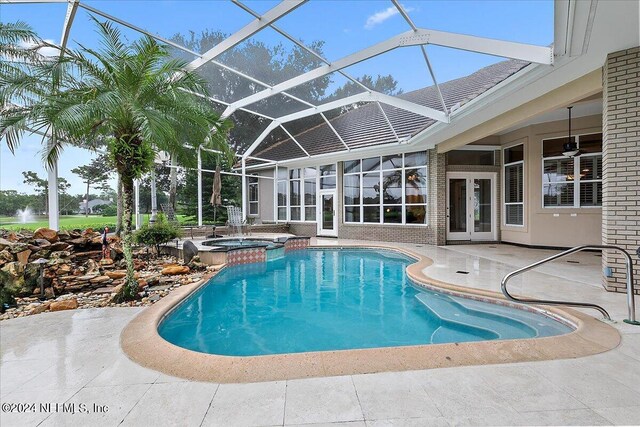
(447, 173, 496, 241)
(318, 191, 337, 236)
(449, 178, 467, 233)
(474, 179, 492, 233)
(322, 194, 334, 230)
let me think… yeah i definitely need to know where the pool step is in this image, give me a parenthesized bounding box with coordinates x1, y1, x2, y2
(415, 293, 537, 342)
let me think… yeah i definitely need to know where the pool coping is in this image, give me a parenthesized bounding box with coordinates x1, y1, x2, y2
(120, 243, 620, 383)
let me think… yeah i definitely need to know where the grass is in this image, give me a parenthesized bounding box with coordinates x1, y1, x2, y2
(0, 214, 204, 231)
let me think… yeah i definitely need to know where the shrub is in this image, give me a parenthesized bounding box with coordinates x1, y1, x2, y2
(101, 205, 118, 216)
(133, 214, 180, 255)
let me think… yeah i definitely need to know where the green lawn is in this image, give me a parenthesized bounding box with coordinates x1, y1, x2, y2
(0, 214, 195, 231)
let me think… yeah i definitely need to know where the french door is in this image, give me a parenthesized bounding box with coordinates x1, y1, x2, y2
(446, 172, 497, 241)
(317, 190, 337, 237)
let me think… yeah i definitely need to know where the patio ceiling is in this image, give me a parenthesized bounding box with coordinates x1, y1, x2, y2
(3, 0, 556, 163)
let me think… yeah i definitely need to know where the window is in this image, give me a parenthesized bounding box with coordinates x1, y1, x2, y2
(277, 168, 287, 221)
(248, 176, 258, 216)
(343, 151, 428, 225)
(304, 167, 317, 221)
(503, 144, 524, 226)
(276, 166, 319, 222)
(542, 133, 602, 208)
(447, 150, 496, 166)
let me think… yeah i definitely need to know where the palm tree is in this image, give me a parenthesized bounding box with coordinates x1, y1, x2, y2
(1, 19, 232, 301)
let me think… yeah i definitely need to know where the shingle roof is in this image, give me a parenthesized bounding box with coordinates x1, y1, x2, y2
(250, 59, 529, 163)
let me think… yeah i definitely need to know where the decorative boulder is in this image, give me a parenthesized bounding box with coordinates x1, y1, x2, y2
(50, 298, 78, 312)
(161, 265, 190, 275)
(183, 240, 198, 264)
(16, 249, 32, 266)
(33, 227, 59, 243)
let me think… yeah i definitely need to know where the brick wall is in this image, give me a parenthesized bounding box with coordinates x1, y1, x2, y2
(289, 223, 317, 237)
(602, 46, 640, 295)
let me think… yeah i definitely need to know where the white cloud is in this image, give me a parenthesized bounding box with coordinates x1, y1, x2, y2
(18, 39, 59, 58)
(365, 5, 412, 30)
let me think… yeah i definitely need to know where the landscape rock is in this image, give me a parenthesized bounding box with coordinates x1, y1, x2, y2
(0, 249, 14, 263)
(16, 250, 32, 266)
(50, 251, 71, 259)
(29, 302, 51, 315)
(84, 259, 100, 274)
(9, 243, 29, 254)
(68, 237, 88, 247)
(99, 258, 114, 266)
(89, 275, 111, 284)
(33, 228, 59, 243)
(33, 239, 52, 248)
(182, 240, 199, 264)
(2, 261, 24, 279)
(49, 298, 78, 312)
(105, 270, 126, 280)
(49, 242, 70, 251)
(0, 237, 13, 250)
(161, 264, 190, 275)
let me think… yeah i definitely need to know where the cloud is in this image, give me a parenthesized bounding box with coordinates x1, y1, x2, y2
(18, 39, 60, 58)
(365, 5, 412, 29)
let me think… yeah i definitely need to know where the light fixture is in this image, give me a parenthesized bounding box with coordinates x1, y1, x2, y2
(562, 106, 580, 158)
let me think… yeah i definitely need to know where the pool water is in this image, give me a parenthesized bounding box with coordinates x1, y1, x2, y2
(159, 249, 572, 356)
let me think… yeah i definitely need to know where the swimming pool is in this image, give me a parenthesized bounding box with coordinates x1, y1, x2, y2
(159, 248, 572, 356)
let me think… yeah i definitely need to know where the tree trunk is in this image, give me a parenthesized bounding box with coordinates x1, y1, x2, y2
(85, 181, 90, 217)
(116, 175, 123, 236)
(169, 155, 177, 211)
(119, 175, 138, 301)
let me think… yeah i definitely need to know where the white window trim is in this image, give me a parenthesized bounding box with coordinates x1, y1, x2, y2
(343, 152, 429, 226)
(541, 134, 602, 209)
(276, 169, 288, 222)
(502, 142, 525, 227)
(276, 165, 332, 224)
(248, 176, 259, 217)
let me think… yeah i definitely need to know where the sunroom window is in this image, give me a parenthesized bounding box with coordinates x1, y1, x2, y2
(343, 151, 428, 225)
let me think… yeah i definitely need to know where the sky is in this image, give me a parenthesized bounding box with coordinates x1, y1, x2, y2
(0, 0, 553, 195)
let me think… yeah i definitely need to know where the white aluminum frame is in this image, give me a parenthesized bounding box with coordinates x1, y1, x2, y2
(2, 0, 556, 227)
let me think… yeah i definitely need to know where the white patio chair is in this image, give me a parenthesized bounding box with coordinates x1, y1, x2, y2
(226, 206, 247, 236)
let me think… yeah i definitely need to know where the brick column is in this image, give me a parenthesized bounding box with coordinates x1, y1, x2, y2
(602, 47, 640, 294)
(429, 149, 447, 245)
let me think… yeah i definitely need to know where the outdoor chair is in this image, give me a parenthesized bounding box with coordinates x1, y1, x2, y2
(226, 206, 250, 236)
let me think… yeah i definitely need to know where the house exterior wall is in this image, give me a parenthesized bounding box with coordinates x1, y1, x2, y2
(247, 169, 275, 224)
(602, 46, 640, 295)
(251, 149, 446, 244)
(498, 114, 603, 248)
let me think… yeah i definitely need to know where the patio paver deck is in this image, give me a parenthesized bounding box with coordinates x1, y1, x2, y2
(1, 241, 639, 426)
